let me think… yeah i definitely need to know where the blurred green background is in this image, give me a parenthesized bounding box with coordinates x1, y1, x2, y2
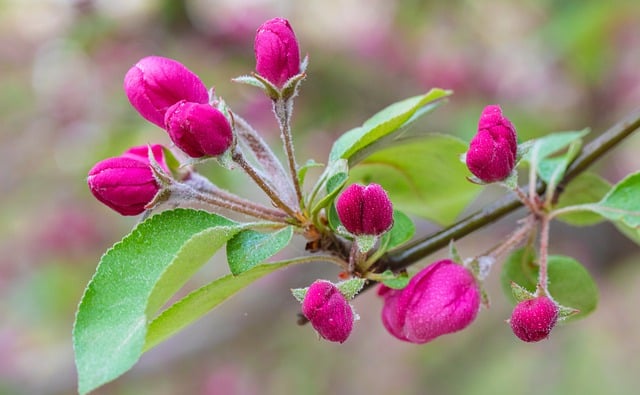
(1, 0, 639, 394)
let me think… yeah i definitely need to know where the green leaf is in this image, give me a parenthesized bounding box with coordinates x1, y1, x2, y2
(327, 202, 341, 233)
(590, 171, 640, 228)
(555, 172, 611, 226)
(501, 248, 599, 320)
(382, 210, 415, 251)
(309, 159, 348, 214)
(525, 129, 590, 175)
(144, 260, 303, 351)
(348, 134, 481, 225)
(379, 270, 410, 290)
(329, 89, 451, 163)
(615, 221, 640, 246)
(73, 209, 239, 395)
(298, 159, 323, 190)
(226, 226, 294, 275)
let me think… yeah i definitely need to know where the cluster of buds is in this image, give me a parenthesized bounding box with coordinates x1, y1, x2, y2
(86, 14, 567, 348)
(88, 17, 304, 217)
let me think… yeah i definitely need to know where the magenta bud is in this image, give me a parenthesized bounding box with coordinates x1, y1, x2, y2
(335, 183, 393, 236)
(124, 56, 209, 128)
(254, 17, 301, 88)
(509, 296, 559, 342)
(465, 105, 518, 183)
(164, 100, 234, 158)
(87, 144, 168, 216)
(378, 259, 480, 344)
(301, 280, 354, 343)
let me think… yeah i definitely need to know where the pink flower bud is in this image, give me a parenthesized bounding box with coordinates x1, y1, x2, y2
(378, 259, 480, 343)
(509, 296, 559, 342)
(254, 18, 301, 88)
(87, 145, 168, 216)
(124, 56, 209, 128)
(164, 100, 234, 158)
(335, 183, 393, 236)
(466, 105, 518, 183)
(301, 280, 354, 343)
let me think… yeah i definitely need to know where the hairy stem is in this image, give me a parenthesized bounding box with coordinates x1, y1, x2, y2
(375, 107, 640, 273)
(537, 214, 551, 293)
(232, 148, 302, 221)
(274, 99, 304, 206)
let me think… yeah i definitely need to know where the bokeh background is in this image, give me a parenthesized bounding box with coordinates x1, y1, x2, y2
(1, 0, 639, 394)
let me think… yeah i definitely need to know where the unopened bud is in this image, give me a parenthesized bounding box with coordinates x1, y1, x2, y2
(124, 56, 209, 127)
(336, 183, 393, 236)
(378, 259, 480, 343)
(254, 18, 301, 88)
(509, 296, 559, 342)
(87, 145, 168, 216)
(465, 105, 518, 183)
(301, 280, 354, 343)
(164, 100, 234, 158)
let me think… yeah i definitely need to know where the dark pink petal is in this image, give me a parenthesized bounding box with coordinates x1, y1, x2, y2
(378, 260, 481, 344)
(510, 296, 559, 342)
(466, 105, 518, 183)
(87, 144, 167, 216)
(302, 280, 354, 343)
(254, 18, 301, 88)
(336, 183, 393, 236)
(164, 101, 233, 158)
(124, 56, 209, 127)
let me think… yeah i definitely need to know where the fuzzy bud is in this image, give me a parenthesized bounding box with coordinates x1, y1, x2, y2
(254, 18, 301, 88)
(124, 56, 209, 128)
(87, 145, 168, 216)
(301, 280, 354, 343)
(164, 100, 234, 158)
(378, 259, 480, 343)
(509, 296, 559, 342)
(336, 183, 393, 236)
(465, 105, 518, 183)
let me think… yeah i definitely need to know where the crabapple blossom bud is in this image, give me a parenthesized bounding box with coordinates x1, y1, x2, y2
(124, 56, 209, 128)
(509, 296, 559, 342)
(302, 280, 354, 343)
(466, 105, 518, 183)
(336, 183, 393, 236)
(254, 18, 301, 88)
(164, 100, 234, 158)
(87, 145, 169, 216)
(378, 259, 480, 344)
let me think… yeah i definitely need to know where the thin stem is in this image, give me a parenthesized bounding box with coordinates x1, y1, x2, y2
(232, 148, 302, 221)
(274, 99, 304, 206)
(537, 215, 551, 293)
(190, 189, 289, 223)
(233, 114, 298, 208)
(186, 172, 288, 219)
(375, 107, 640, 273)
(487, 215, 537, 259)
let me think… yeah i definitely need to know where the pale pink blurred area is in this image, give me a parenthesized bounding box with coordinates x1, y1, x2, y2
(0, 1, 639, 394)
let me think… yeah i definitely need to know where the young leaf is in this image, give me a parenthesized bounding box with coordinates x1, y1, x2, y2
(501, 248, 598, 320)
(348, 134, 481, 225)
(336, 278, 367, 299)
(226, 226, 294, 275)
(291, 287, 308, 303)
(329, 89, 451, 163)
(555, 172, 611, 226)
(382, 210, 415, 251)
(73, 209, 239, 395)
(144, 260, 304, 351)
(525, 129, 590, 174)
(309, 159, 349, 214)
(379, 270, 410, 290)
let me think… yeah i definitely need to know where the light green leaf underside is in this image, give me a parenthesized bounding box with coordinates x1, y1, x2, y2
(348, 134, 481, 225)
